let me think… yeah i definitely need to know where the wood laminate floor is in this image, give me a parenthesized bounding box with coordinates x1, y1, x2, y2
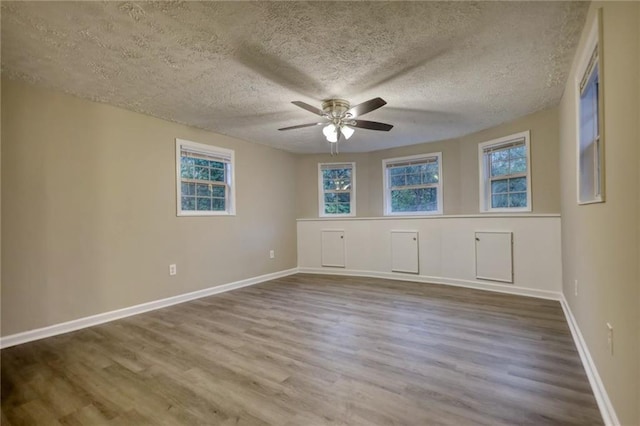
(1, 274, 602, 425)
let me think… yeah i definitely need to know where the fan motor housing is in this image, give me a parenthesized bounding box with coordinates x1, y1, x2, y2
(322, 99, 350, 118)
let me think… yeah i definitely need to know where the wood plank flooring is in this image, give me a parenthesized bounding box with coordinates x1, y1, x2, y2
(1, 274, 602, 425)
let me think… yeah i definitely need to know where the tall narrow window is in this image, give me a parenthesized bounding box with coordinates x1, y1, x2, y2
(479, 131, 531, 212)
(577, 9, 605, 204)
(318, 163, 355, 217)
(383, 153, 443, 215)
(176, 138, 235, 216)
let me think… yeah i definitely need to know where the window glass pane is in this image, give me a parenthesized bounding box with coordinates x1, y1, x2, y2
(334, 178, 350, 190)
(509, 192, 527, 207)
(510, 146, 526, 158)
(391, 188, 437, 212)
(337, 193, 350, 203)
(181, 158, 195, 179)
(490, 150, 509, 162)
(337, 203, 351, 214)
(491, 161, 509, 177)
(510, 158, 527, 174)
(212, 186, 225, 198)
(491, 179, 508, 194)
(508, 177, 527, 192)
(492, 194, 508, 208)
(210, 168, 225, 182)
(423, 164, 439, 183)
(407, 173, 421, 185)
(196, 183, 212, 197)
(195, 166, 209, 181)
(324, 193, 337, 203)
(194, 158, 209, 167)
(390, 175, 406, 187)
(181, 182, 195, 196)
(196, 198, 212, 211)
(212, 198, 225, 211)
(323, 169, 351, 190)
(181, 196, 195, 210)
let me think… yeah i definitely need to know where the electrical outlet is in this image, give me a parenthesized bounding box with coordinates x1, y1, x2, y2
(574, 279, 578, 296)
(169, 264, 177, 276)
(269, 250, 275, 259)
(607, 323, 613, 355)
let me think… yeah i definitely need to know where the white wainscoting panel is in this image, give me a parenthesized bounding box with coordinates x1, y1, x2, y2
(391, 231, 419, 274)
(297, 215, 562, 295)
(321, 229, 345, 267)
(475, 231, 513, 283)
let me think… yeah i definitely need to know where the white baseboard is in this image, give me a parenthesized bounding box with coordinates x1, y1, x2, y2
(0, 268, 299, 349)
(559, 295, 619, 426)
(298, 267, 561, 300)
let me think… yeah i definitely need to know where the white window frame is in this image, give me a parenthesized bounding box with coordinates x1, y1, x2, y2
(478, 131, 532, 213)
(575, 8, 605, 205)
(318, 162, 356, 217)
(383, 152, 443, 216)
(176, 138, 236, 216)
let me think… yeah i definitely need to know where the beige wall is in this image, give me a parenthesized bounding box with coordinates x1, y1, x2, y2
(296, 106, 560, 218)
(559, 2, 639, 425)
(1, 79, 298, 336)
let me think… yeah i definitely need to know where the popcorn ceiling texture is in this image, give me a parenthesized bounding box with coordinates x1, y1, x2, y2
(1, 1, 588, 153)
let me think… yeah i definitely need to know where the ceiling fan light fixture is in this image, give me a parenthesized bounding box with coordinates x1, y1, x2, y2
(341, 125, 354, 140)
(323, 124, 338, 143)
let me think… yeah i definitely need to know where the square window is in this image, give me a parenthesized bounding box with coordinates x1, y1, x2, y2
(176, 139, 235, 216)
(383, 153, 443, 215)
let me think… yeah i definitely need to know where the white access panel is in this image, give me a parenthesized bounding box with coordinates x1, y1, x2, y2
(475, 232, 513, 283)
(321, 230, 345, 268)
(391, 231, 419, 274)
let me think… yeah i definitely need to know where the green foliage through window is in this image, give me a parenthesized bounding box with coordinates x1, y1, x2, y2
(487, 144, 527, 209)
(479, 133, 530, 211)
(385, 155, 441, 214)
(177, 140, 233, 215)
(320, 164, 354, 215)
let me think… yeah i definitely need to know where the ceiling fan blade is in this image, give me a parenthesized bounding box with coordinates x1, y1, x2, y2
(347, 97, 387, 117)
(291, 101, 325, 116)
(352, 119, 394, 131)
(278, 122, 323, 131)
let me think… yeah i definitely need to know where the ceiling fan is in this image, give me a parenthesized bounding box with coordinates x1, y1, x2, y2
(278, 97, 393, 155)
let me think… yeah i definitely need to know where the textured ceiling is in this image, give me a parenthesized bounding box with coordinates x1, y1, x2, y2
(1, 1, 588, 153)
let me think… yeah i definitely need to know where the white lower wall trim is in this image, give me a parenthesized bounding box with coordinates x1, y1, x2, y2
(298, 267, 561, 300)
(559, 295, 619, 426)
(0, 268, 299, 349)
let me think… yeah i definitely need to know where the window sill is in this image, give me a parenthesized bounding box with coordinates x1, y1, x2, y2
(383, 211, 443, 217)
(481, 207, 532, 213)
(177, 211, 236, 217)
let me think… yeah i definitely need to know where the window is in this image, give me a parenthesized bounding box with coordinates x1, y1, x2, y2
(479, 131, 531, 212)
(577, 9, 605, 204)
(318, 162, 355, 217)
(383, 153, 443, 215)
(176, 138, 235, 216)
